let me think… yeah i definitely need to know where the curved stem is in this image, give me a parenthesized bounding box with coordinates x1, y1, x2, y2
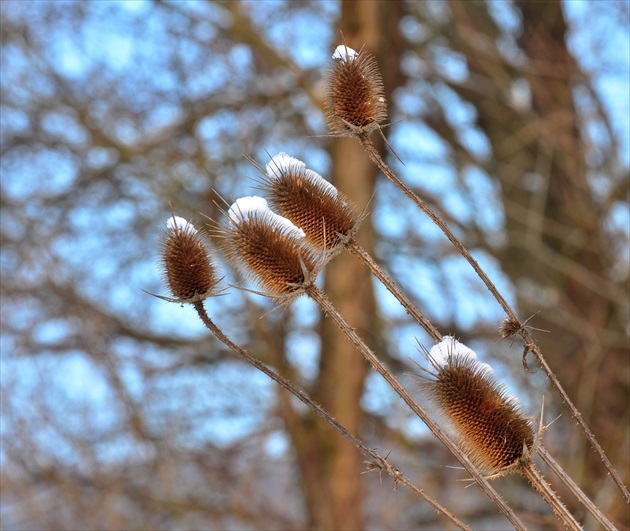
(359, 134, 630, 504)
(192, 301, 469, 530)
(306, 286, 527, 530)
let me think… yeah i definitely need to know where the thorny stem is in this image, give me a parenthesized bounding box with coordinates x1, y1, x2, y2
(359, 133, 630, 504)
(305, 285, 528, 531)
(348, 241, 442, 341)
(519, 456, 583, 531)
(538, 445, 618, 530)
(192, 301, 469, 530)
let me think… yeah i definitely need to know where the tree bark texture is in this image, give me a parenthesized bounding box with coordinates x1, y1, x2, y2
(279, 2, 406, 529)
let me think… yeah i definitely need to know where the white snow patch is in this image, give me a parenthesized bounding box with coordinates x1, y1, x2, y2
(228, 196, 305, 238)
(166, 216, 195, 233)
(332, 45, 358, 61)
(431, 336, 477, 366)
(228, 196, 269, 223)
(431, 336, 495, 374)
(306, 169, 338, 198)
(267, 152, 339, 198)
(266, 152, 306, 178)
(269, 211, 306, 238)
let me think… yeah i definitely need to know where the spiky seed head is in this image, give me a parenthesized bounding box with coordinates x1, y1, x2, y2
(159, 216, 218, 303)
(324, 45, 387, 137)
(220, 197, 318, 299)
(263, 153, 361, 250)
(422, 337, 535, 474)
(499, 317, 522, 339)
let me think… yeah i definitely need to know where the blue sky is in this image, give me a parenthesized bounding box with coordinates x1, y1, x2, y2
(1, 0, 628, 467)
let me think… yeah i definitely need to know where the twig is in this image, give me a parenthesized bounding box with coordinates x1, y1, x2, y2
(348, 240, 442, 341)
(192, 300, 470, 530)
(538, 445, 618, 530)
(519, 455, 582, 531)
(305, 285, 527, 530)
(358, 133, 630, 504)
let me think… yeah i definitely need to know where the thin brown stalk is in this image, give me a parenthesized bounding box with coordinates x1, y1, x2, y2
(305, 285, 527, 530)
(348, 240, 442, 342)
(538, 445, 618, 530)
(192, 301, 469, 530)
(519, 456, 582, 531)
(358, 132, 630, 503)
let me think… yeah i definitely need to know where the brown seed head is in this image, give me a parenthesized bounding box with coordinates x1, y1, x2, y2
(219, 197, 319, 299)
(422, 338, 535, 474)
(263, 153, 361, 250)
(324, 45, 387, 137)
(160, 216, 218, 303)
(499, 317, 522, 339)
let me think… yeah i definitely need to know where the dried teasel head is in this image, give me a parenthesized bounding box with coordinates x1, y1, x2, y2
(159, 216, 219, 303)
(261, 153, 362, 251)
(499, 316, 522, 339)
(218, 196, 319, 301)
(324, 45, 387, 137)
(420, 337, 535, 475)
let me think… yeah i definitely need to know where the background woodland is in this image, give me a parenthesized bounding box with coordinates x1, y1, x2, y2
(1, 1, 628, 529)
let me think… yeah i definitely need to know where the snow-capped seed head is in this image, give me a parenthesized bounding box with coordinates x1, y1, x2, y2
(421, 338, 534, 474)
(159, 216, 218, 303)
(220, 199, 317, 299)
(262, 153, 361, 250)
(324, 45, 387, 137)
(332, 45, 358, 61)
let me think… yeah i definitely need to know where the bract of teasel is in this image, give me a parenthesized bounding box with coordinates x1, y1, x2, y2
(419, 336, 535, 474)
(261, 153, 362, 251)
(324, 44, 387, 137)
(158, 215, 219, 303)
(219, 196, 320, 301)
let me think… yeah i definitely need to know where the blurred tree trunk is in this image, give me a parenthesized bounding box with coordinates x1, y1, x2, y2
(278, 1, 406, 529)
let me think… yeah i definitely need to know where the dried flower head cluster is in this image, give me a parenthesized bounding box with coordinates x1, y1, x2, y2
(160, 216, 218, 303)
(262, 153, 361, 250)
(422, 337, 535, 474)
(324, 45, 387, 137)
(219, 196, 318, 299)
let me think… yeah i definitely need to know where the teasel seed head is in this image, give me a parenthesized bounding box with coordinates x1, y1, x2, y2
(499, 316, 522, 339)
(219, 196, 319, 301)
(324, 45, 387, 137)
(421, 337, 535, 475)
(262, 153, 362, 251)
(159, 216, 218, 303)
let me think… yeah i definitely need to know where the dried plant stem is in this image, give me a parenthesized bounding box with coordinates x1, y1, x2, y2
(348, 241, 442, 341)
(192, 301, 469, 530)
(538, 445, 618, 530)
(359, 133, 629, 503)
(519, 456, 582, 531)
(305, 285, 527, 530)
